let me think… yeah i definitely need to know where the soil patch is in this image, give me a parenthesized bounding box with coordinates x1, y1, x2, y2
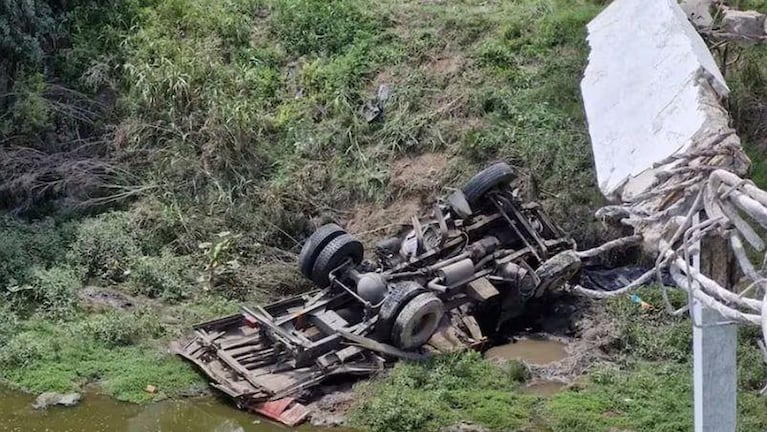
(344, 196, 422, 246)
(77, 286, 137, 311)
(389, 152, 449, 196)
(306, 382, 357, 427)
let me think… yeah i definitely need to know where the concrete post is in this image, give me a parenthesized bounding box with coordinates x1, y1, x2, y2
(694, 234, 738, 432)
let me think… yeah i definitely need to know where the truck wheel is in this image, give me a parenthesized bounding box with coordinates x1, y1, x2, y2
(298, 224, 346, 279)
(375, 281, 427, 340)
(462, 162, 516, 205)
(534, 250, 581, 297)
(391, 293, 444, 350)
(311, 233, 364, 287)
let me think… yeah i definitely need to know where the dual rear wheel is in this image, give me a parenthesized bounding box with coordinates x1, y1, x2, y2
(298, 224, 363, 287)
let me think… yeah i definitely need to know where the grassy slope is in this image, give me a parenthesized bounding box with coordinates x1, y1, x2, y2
(1, 0, 606, 402)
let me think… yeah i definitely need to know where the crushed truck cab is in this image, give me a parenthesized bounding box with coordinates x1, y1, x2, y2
(175, 162, 579, 425)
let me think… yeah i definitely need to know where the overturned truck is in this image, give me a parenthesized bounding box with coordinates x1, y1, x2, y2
(175, 162, 581, 425)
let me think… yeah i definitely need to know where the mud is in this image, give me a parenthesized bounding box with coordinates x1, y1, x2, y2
(305, 383, 357, 427)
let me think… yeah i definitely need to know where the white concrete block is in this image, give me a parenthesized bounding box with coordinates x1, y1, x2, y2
(581, 0, 728, 199)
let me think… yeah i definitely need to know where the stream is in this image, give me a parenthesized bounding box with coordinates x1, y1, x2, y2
(1, 339, 571, 431)
(0, 387, 344, 432)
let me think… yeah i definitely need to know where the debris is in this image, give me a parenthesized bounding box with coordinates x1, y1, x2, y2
(32, 392, 82, 409)
(721, 9, 766, 41)
(145, 384, 158, 394)
(176, 162, 579, 426)
(252, 397, 311, 427)
(629, 294, 654, 311)
(361, 83, 391, 122)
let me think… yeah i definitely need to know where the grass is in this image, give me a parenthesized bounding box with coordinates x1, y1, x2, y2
(351, 288, 767, 431)
(350, 352, 534, 432)
(0, 314, 200, 403)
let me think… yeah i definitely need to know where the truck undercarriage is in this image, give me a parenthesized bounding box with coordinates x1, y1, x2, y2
(175, 162, 581, 425)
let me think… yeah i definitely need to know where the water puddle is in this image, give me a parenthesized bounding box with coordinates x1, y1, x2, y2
(483, 338, 568, 365)
(0, 386, 345, 432)
(520, 380, 566, 397)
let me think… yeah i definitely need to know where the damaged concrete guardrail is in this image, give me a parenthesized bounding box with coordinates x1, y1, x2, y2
(579, 0, 767, 430)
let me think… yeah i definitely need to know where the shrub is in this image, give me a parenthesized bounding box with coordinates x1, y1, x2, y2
(0, 332, 48, 368)
(27, 266, 82, 319)
(0, 215, 69, 287)
(0, 305, 19, 345)
(66, 212, 141, 281)
(129, 250, 194, 301)
(75, 309, 165, 348)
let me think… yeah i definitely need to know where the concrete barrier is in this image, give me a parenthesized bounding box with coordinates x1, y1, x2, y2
(581, 0, 728, 201)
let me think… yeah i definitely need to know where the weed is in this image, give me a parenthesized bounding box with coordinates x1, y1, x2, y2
(605, 287, 692, 363)
(351, 352, 536, 432)
(130, 250, 194, 301)
(25, 266, 82, 319)
(0, 215, 70, 287)
(66, 212, 141, 282)
(270, 0, 379, 56)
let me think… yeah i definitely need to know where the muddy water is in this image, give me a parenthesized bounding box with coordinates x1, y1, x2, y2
(484, 338, 567, 365)
(0, 387, 341, 432)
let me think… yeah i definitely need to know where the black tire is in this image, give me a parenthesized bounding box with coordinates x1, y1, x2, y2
(391, 292, 444, 350)
(311, 233, 364, 287)
(533, 250, 581, 297)
(375, 281, 427, 340)
(462, 162, 516, 205)
(298, 224, 346, 278)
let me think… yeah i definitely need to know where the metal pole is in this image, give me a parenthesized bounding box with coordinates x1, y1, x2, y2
(693, 224, 737, 432)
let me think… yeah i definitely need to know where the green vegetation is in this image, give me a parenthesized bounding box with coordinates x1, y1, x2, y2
(1, 0, 608, 401)
(352, 288, 767, 431)
(351, 352, 534, 432)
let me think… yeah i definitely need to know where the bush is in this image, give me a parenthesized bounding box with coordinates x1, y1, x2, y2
(0, 305, 18, 345)
(0, 215, 69, 287)
(67, 212, 141, 281)
(129, 250, 194, 301)
(75, 309, 165, 348)
(0, 332, 48, 368)
(27, 266, 82, 319)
